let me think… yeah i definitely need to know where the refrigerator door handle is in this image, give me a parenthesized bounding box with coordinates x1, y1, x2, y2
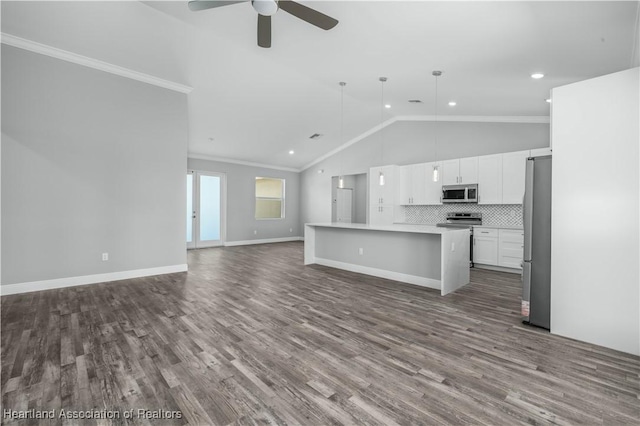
(522, 261, 532, 322)
(523, 159, 535, 261)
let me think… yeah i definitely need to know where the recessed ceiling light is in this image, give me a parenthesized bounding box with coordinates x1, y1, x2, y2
(448, 101, 457, 107)
(288, 150, 294, 155)
(318, 169, 324, 174)
(531, 73, 545, 79)
(545, 98, 552, 103)
(385, 104, 391, 109)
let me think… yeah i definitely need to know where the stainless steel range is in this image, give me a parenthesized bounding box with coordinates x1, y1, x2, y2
(436, 212, 482, 267)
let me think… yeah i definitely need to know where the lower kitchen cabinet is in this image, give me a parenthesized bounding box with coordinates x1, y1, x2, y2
(473, 227, 524, 270)
(498, 229, 524, 269)
(473, 228, 498, 265)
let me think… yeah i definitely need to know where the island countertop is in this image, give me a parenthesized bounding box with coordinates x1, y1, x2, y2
(304, 222, 470, 295)
(305, 222, 463, 235)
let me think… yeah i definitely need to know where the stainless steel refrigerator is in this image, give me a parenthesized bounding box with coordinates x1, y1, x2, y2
(522, 155, 552, 329)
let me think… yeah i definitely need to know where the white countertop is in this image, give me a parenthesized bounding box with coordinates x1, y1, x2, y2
(305, 222, 468, 235)
(394, 222, 523, 231)
(473, 224, 524, 230)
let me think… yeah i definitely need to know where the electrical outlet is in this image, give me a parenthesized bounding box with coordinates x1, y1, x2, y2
(451, 243, 455, 252)
(289, 228, 293, 233)
(254, 230, 257, 235)
(358, 248, 364, 255)
(102, 253, 109, 261)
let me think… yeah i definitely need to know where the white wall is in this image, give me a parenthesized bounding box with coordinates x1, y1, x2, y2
(551, 68, 639, 355)
(188, 158, 301, 243)
(1, 46, 188, 288)
(301, 120, 550, 225)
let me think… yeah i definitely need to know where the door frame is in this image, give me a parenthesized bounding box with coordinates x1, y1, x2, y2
(187, 170, 227, 249)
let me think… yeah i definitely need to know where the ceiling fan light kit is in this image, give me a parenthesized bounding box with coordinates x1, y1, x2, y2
(188, 0, 338, 48)
(252, 0, 278, 16)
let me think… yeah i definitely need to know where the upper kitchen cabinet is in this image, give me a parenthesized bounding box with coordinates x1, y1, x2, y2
(369, 165, 397, 206)
(478, 154, 502, 204)
(441, 157, 478, 185)
(397, 163, 428, 205)
(369, 165, 397, 226)
(502, 150, 529, 204)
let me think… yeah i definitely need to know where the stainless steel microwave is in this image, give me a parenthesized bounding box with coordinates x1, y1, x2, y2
(442, 184, 478, 203)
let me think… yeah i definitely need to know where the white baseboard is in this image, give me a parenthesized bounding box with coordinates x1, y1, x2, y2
(0, 264, 188, 296)
(313, 257, 440, 290)
(224, 237, 303, 247)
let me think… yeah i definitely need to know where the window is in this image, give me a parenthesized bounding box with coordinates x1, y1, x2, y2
(255, 177, 285, 219)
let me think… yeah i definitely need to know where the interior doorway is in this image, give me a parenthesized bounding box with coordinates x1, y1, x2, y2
(187, 171, 226, 248)
(331, 173, 367, 223)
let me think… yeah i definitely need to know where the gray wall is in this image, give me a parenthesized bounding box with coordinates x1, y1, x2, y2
(1, 46, 188, 285)
(188, 158, 301, 242)
(301, 120, 550, 225)
(353, 173, 367, 224)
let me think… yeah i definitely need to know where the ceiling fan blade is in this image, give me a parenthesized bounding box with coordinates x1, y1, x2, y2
(188, 1, 248, 12)
(257, 14, 272, 48)
(278, 0, 338, 30)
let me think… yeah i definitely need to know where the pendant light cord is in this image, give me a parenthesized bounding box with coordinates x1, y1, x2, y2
(339, 82, 346, 185)
(379, 77, 387, 165)
(434, 72, 439, 163)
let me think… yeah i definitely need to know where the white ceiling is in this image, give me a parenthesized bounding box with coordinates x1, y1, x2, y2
(2, 1, 639, 170)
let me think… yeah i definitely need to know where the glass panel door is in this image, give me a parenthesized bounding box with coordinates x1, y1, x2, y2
(187, 171, 225, 249)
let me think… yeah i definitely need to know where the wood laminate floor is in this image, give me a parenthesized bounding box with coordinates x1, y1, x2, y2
(1, 242, 639, 425)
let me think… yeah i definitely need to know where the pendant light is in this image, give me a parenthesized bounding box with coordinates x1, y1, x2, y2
(338, 81, 346, 189)
(432, 70, 442, 182)
(378, 76, 387, 186)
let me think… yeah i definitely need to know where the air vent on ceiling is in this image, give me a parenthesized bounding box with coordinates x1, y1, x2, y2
(309, 133, 323, 139)
(408, 99, 423, 103)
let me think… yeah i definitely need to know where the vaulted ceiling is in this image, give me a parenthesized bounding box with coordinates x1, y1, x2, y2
(2, 1, 639, 170)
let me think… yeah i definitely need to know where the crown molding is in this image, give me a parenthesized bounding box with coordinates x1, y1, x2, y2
(300, 114, 550, 171)
(301, 117, 398, 171)
(397, 115, 550, 124)
(188, 153, 300, 173)
(1, 33, 193, 94)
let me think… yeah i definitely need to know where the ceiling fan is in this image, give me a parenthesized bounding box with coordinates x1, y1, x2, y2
(188, 0, 339, 48)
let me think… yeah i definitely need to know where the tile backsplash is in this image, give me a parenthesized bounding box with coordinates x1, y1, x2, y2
(400, 204, 523, 227)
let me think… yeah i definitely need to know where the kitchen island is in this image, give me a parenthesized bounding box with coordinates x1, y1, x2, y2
(304, 223, 470, 295)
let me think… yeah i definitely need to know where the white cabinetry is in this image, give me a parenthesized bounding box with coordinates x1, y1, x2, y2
(369, 165, 396, 205)
(498, 229, 524, 269)
(477, 154, 502, 205)
(473, 227, 524, 270)
(473, 228, 498, 265)
(369, 165, 396, 225)
(502, 151, 529, 204)
(442, 158, 478, 185)
(441, 159, 460, 185)
(397, 163, 427, 205)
